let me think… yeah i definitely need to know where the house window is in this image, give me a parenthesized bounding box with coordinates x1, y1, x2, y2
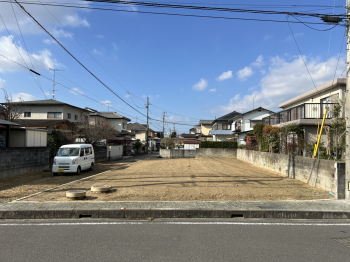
(47, 112, 62, 119)
(83, 115, 88, 122)
(24, 112, 31, 117)
(222, 124, 230, 130)
(250, 120, 262, 128)
(67, 113, 71, 119)
(75, 115, 78, 120)
(235, 121, 242, 132)
(135, 130, 141, 134)
(123, 123, 126, 129)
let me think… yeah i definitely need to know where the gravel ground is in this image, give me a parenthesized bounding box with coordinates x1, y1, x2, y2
(11, 157, 333, 202)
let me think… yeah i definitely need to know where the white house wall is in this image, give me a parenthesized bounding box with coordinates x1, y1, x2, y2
(232, 111, 272, 133)
(107, 119, 128, 132)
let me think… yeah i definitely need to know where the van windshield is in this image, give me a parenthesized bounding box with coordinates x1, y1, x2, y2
(57, 148, 80, 157)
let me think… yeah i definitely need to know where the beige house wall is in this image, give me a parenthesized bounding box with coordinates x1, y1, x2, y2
(282, 85, 345, 110)
(201, 124, 212, 135)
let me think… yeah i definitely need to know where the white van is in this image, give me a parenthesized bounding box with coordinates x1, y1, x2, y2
(52, 144, 95, 176)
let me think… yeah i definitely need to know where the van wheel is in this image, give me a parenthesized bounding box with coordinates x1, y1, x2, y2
(53, 173, 58, 176)
(76, 166, 81, 176)
(90, 163, 94, 171)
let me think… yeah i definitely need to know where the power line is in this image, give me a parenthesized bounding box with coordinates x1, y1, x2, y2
(13, 0, 149, 119)
(286, 14, 318, 91)
(0, 1, 341, 26)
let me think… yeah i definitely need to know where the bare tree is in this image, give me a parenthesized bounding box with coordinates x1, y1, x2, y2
(75, 120, 118, 146)
(0, 88, 23, 122)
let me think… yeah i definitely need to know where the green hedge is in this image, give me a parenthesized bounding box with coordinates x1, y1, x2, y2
(200, 141, 237, 149)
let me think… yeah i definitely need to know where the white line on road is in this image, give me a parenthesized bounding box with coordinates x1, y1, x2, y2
(0, 222, 350, 226)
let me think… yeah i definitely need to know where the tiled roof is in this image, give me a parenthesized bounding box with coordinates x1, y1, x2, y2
(230, 107, 274, 121)
(0, 119, 20, 126)
(100, 112, 131, 121)
(199, 120, 213, 125)
(214, 111, 241, 122)
(183, 141, 201, 144)
(210, 130, 233, 135)
(3, 99, 89, 111)
(127, 122, 148, 131)
(180, 134, 197, 138)
(119, 130, 135, 136)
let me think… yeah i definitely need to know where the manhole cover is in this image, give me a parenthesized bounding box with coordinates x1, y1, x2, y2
(258, 205, 288, 210)
(333, 238, 350, 248)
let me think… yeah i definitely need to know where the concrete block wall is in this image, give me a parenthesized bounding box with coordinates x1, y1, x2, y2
(237, 149, 345, 199)
(0, 147, 50, 179)
(160, 149, 196, 158)
(94, 146, 107, 163)
(196, 148, 237, 158)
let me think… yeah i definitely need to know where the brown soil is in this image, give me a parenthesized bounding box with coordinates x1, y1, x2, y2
(5, 157, 333, 202)
(0, 162, 125, 202)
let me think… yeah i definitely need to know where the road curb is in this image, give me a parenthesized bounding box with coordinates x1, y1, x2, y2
(1, 209, 350, 220)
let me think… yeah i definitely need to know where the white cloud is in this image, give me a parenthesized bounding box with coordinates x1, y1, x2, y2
(214, 55, 345, 115)
(216, 70, 233, 81)
(237, 66, 253, 81)
(193, 78, 208, 91)
(43, 38, 56, 45)
(93, 48, 104, 55)
(209, 88, 216, 92)
(95, 35, 104, 39)
(0, 1, 90, 34)
(69, 87, 84, 95)
(251, 55, 264, 68)
(52, 28, 73, 39)
(12, 92, 38, 102)
(0, 35, 61, 72)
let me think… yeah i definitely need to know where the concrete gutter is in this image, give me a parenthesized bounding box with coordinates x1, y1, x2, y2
(1, 200, 350, 220)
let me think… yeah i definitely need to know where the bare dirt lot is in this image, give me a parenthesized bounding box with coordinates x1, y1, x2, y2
(3, 157, 333, 202)
(0, 162, 125, 202)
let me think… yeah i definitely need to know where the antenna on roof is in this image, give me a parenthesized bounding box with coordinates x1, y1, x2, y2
(49, 68, 64, 99)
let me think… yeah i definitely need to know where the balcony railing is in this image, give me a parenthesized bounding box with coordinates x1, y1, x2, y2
(262, 103, 338, 126)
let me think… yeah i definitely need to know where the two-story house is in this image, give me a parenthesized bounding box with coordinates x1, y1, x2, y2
(99, 112, 131, 132)
(210, 111, 241, 141)
(5, 99, 90, 132)
(231, 107, 274, 145)
(127, 122, 157, 150)
(262, 78, 344, 153)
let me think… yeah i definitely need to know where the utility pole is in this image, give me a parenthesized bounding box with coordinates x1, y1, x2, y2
(346, 0, 350, 200)
(146, 97, 149, 154)
(49, 68, 63, 99)
(163, 111, 165, 138)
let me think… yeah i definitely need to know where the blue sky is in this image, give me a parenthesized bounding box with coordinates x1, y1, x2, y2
(0, 0, 346, 133)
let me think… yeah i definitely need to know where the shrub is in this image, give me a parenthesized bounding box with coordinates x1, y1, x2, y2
(200, 141, 237, 148)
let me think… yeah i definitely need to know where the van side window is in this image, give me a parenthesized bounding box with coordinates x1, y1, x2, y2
(80, 149, 84, 157)
(88, 147, 92, 154)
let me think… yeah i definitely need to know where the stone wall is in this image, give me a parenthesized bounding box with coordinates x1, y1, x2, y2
(196, 148, 237, 158)
(160, 149, 196, 158)
(237, 149, 345, 199)
(0, 147, 50, 179)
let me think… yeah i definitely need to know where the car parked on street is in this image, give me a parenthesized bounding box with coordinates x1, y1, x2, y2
(52, 144, 94, 176)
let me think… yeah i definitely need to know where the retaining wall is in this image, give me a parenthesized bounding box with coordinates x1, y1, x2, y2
(237, 149, 345, 199)
(196, 148, 237, 158)
(159, 149, 196, 158)
(0, 147, 50, 179)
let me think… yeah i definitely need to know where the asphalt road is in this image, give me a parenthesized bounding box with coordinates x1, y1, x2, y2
(1, 219, 350, 262)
